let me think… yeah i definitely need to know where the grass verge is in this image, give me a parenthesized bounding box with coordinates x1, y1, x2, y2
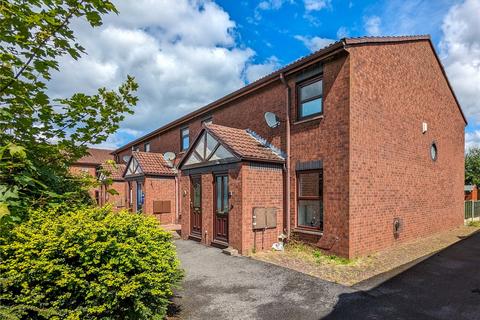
(253, 225, 480, 286)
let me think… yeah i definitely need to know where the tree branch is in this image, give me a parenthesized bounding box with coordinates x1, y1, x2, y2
(0, 2, 83, 94)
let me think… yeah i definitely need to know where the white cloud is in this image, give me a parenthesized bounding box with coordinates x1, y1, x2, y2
(253, 0, 294, 21)
(364, 15, 381, 36)
(245, 56, 280, 83)
(370, 0, 451, 37)
(336, 26, 349, 39)
(440, 0, 480, 124)
(48, 0, 272, 145)
(294, 35, 335, 52)
(303, 0, 331, 12)
(466, 130, 480, 151)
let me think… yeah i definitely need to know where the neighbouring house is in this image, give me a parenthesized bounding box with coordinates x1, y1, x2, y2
(70, 148, 113, 202)
(98, 162, 127, 209)
(123, 151, 178, 225)
(465, 185, 478, 201)
(108, 35, 466, 258)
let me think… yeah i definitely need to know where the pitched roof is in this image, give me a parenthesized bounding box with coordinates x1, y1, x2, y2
(179, 124, 284, 169)
(206, 124, 284, 163)
(115, 34, 466, 154)
(76, 148, 113, 165)
(130, 151, 175, 176)
(99, 163, 126, 181)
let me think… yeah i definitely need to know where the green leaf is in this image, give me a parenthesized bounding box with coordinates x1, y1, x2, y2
(8, 144, 26, 158)
(0, 202, 10, 218)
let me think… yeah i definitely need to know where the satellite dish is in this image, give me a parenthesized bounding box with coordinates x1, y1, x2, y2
(122, 155, 131, 163)
(163, 152, 176, 162)
(265, 112, 280, 128)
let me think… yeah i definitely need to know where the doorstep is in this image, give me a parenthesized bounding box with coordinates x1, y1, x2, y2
(211, 240, 229, 249)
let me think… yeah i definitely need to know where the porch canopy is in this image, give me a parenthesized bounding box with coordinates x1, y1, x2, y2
(179, 123, 285, 170)
(123, 151, 176, 179)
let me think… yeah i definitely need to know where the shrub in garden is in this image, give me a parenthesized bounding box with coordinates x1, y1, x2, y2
(0, 206, 183, 319)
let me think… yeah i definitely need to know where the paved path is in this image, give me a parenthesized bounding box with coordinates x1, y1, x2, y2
(173, 232, 480, 320)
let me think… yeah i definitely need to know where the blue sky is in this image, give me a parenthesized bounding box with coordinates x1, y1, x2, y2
(48, 0, 480, 149)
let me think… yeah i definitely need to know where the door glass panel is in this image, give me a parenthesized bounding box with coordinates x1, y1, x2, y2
(193, 181, 201, 208)
(136, 182, 143, 212)
(216, 176, 222, 212)
(223, 176, 228, 213)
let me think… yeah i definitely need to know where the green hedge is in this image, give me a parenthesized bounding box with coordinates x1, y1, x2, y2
(0, 206, 183, 319)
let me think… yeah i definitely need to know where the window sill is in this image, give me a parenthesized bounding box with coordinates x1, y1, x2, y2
(293, 115, 324, 125)
(292, 228, 323, 236)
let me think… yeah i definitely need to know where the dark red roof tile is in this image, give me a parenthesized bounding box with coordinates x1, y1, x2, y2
(205, 124, 284, 163)
(132, 151, 175, 176)
(99, 163, 126, 180)
(76, 148, 113, 165)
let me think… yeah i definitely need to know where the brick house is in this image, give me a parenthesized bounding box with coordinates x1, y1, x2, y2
(70, 148, 113, 202)
(98, 162, 127, 210)
(465, 185, 478, 201)
(110, 35, 466, 258)
(123, 151, 178, 225)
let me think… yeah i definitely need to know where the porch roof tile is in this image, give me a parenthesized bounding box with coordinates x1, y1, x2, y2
(132, 151, 175, 176)
(205, 124, 284, 163)
(99, 163, 126, 180)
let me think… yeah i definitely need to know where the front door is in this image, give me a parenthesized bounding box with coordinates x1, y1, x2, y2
(136, 181, 143, 212)
(190, 176, 202, 236)
(214, 174, 229, 243)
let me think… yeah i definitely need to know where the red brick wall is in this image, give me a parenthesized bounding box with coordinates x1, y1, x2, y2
(289, 53, 351, 257)
(99, 181, 127, 210)
(143, 176, 177, 224)
(69, 164, 99, 200)
(241, 163, 284, 254)
(348, 41, 465, 257)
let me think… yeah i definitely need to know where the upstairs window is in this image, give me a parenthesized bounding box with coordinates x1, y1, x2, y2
(144, 142, 151, 152)
(298, 77, 323, 120)
(181, 127, 190, 151)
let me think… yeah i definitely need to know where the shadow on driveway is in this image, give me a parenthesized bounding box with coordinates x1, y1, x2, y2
(173, 232, 480, 320)
(324, 231, 480, 320)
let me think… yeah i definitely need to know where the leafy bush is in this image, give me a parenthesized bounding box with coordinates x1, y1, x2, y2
(0, 206, 183, 319)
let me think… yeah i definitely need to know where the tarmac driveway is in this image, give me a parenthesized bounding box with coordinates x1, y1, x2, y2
(173, 232, 480, 320)
(172, 240, 354, 320)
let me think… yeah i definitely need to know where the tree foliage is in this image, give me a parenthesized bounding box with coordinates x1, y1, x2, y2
(466, 147, 480, 186)
(0, 0, 138, 222)
(0, 206, 183, 320)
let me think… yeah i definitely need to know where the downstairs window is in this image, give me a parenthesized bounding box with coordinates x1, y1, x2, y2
(297, 170, 323, 231)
